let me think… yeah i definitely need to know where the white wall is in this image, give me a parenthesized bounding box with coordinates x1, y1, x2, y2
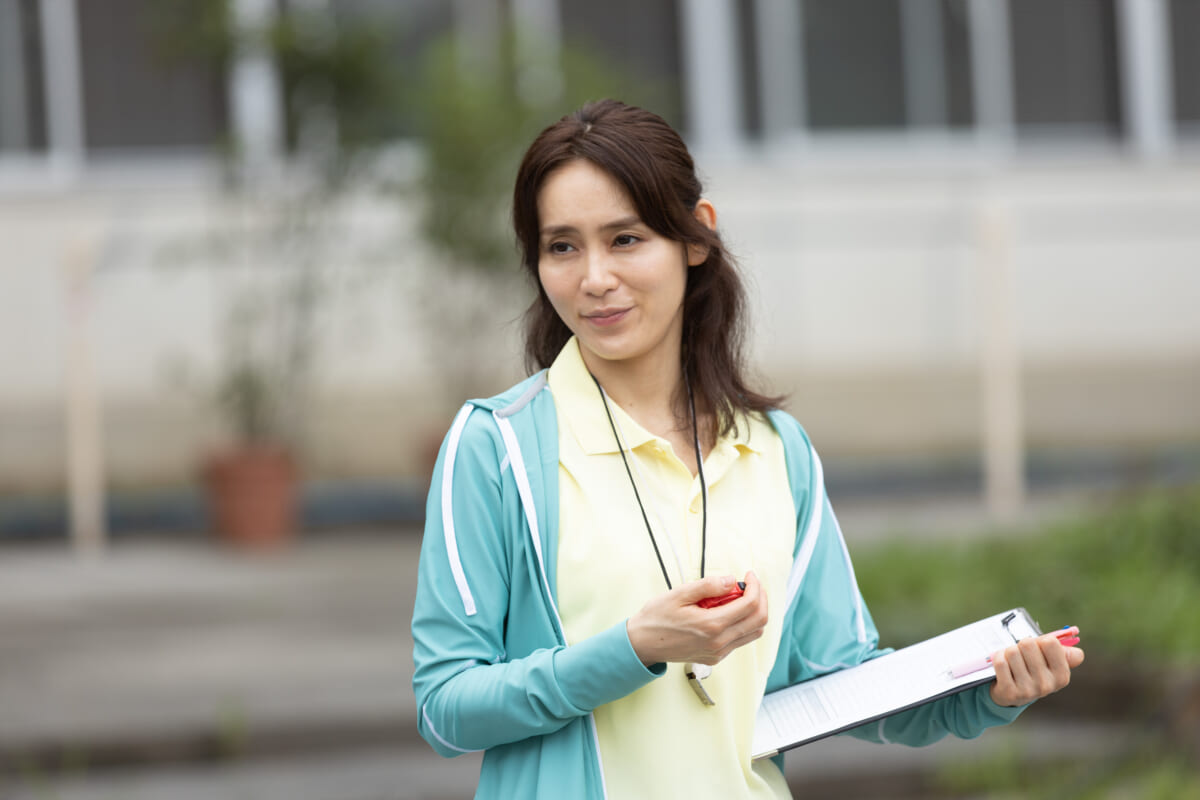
(715, 158, 1200, 370)
(2, 155, 1199, 491)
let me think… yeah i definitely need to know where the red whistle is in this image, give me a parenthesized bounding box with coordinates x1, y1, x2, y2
(697, 581, 746, 609)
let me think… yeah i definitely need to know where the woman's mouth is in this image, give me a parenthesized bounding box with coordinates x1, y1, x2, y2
(584, 308, 630, 327)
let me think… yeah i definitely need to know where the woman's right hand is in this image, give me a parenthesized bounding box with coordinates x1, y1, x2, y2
(626, 571, 768, 667)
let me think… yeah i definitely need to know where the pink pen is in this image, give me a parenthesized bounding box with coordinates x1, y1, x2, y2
(948, 626, 1080, 678)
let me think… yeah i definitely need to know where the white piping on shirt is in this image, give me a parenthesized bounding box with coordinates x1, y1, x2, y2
(587, 711, 610, 798)
(828, 501, 868, 643)
(493, 412, 566, 637)
(442, 404, 478, 617)
(783, 447, 826, 609)
(782, 447, 868, 644)
(422, 702, 484, 754)
(438, 376, 548, 619)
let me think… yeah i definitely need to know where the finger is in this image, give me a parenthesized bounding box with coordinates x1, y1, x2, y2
(742, 571, 767, 607)
(677, 575, 741, 605)
(1018, 636, 1049, 672)
(712, 598, 769, 655)
(1037, 630, 1085, 670)
(742, 570, 762, 594)
(713, 625, 768, 661)
(749, 572, 768, 620)
(1038, 634, 1070, 665)
(1020, 636, 1064, 696)
(990, 649, 1017, 705)
(1039, 636, 1075, 688)
(711, 573, 768, 628)
(748, 571, 768, 620)
(1003, 641, 1035, 694)
(722, 570, 761, 610)
(991, 648, 1010, 683)
(992, 643, 1037, 706)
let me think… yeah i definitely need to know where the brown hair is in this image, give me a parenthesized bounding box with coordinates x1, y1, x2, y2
(512, 99, 782, 436)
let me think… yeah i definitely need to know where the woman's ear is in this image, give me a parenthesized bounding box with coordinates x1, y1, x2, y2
(687, 199, 718, 266)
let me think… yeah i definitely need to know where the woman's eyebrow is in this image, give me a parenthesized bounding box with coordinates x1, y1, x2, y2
(540, 216, 643, 238)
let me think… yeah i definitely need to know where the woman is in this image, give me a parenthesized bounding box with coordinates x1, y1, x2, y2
(411, 99, 1083, 799)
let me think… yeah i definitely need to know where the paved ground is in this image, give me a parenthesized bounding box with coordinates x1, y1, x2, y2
(0, 499, 1130, 800)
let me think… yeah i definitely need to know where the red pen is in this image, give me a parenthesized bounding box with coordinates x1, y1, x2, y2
(948, 626, 1080, 678)
(697, 581, 746, 609)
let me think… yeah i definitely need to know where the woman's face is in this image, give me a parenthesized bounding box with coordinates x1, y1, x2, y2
(537, 159, 706, 375)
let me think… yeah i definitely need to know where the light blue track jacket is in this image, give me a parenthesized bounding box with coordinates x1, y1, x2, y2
(411, 372, 1025, 799)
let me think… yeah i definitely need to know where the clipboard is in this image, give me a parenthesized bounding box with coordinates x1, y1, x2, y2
(752, 608, 1042, 760)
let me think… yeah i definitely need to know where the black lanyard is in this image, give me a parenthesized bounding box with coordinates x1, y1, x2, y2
(590, 372, 708, 590)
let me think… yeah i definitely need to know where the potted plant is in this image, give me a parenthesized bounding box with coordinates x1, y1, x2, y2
(158, 1, 401, 549)
(200, 293, 300, 550)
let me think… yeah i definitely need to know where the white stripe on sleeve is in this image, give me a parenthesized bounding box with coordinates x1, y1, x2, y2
(442, 404, 478, 616)
(827, 501, 868, 643)
(783, 445, 826, 609)
(494, 413, 564, 635)
(421, 703, 484, 754)
(782, 447, 868, 644)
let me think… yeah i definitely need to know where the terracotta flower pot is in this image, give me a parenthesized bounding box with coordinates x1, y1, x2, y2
(202, 445, 298, 550)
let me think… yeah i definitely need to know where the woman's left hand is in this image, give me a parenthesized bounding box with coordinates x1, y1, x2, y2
(989, 631, 1085, 707)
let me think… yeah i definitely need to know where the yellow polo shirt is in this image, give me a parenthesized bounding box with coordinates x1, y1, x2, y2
(548, 338, 797, 799)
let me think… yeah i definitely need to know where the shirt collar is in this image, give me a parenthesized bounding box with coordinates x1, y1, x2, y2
(548, 337, 655, 455)
(546, 336, 763, 457)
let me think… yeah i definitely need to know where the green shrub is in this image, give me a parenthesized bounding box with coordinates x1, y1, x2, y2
(854, 484, 1200, 666)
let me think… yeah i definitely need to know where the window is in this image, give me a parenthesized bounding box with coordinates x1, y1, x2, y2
(0, 0, 47, 153)
(940, 0, 974, 128)
(736, 0, 762, 136)
(803, 0, 907, 130)
(795, 0, 975, 132)
(560, 0, 683, 128)
(1008, 0, 1122, 138)
(1170, 0, 1200, 128)
(77, 0, 228, 153)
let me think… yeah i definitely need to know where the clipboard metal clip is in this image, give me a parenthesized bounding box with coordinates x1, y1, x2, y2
(1000, 612, 1020, 644)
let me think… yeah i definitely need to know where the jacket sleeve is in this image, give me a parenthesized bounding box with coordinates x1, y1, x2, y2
(768, 413, 1027, 747)
(846, 683, 1026, 746)
(411, 406, 662, 758)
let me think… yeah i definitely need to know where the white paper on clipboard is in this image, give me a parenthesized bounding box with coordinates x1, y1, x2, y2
(753, 608, 1041, 759)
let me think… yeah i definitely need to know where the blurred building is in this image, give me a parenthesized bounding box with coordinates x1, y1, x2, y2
(5, 1, 1199, 160)
(1, 1, 1198, 530)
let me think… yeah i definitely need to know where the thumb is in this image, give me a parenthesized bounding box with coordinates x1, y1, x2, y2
(1064, 646, 1085, 669)
(677, 575, 738, 604)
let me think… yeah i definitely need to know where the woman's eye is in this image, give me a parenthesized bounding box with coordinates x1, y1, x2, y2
(547, 241, 574, 254)
(614, 234, 639, 247)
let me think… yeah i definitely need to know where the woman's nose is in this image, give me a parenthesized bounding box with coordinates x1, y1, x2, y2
(581, 251, 619, 295)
